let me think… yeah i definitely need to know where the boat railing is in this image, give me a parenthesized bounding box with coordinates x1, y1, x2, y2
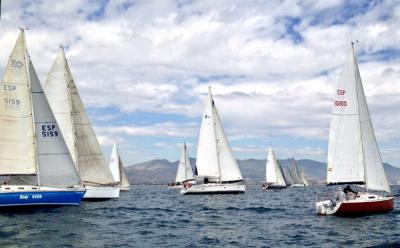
(316, 191, 334, 202)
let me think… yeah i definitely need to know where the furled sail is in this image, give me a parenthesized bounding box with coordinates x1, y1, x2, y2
(45, 48, 115, 186)
(6, 30, 80, 187)
(265, 146, 286, 186)
(196, 87, 243, 182)
(327, 44, 390, 193)
(175, 143, 195, 183)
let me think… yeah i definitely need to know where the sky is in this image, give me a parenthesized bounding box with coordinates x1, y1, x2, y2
(0, 0, 399, 166)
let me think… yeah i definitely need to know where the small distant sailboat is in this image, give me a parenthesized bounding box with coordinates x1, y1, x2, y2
(181, 87, 245, 194)
(169, 143, 196, 189)
(45, 46, 119, 200)
(262, 146, 286, 189)
(0, 29, 85, 207)
(289, 158, 306, 187)
(109, 141, 130, 192)
(315, 43, 393, 216)
(300, 168, 309, 186)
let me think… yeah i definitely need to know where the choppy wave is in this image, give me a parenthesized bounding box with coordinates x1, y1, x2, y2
(0, 185, 398, 247)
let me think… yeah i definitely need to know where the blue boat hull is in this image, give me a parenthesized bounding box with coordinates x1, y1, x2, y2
(0, 190, 85, 207)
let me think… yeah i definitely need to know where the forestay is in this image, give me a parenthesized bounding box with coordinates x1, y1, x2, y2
(327, 45, 390, 193)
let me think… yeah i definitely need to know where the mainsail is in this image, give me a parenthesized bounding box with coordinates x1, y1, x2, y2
(45, 47, 115, 186)
(175, 143, 195, 183)
(265, 146, 286, 186)
(300, 168, 308, 186)
(109, 141, 130, 187)
(289, 159, 303, 185)
(2, 30, 80, 188)
(327, 44, 390, 193)
(196, 87, 243, 182)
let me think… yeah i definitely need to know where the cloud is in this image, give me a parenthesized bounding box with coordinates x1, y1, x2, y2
(0, 0, 399, 165)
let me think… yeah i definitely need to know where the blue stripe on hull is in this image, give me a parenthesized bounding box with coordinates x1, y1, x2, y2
(0, 191, 85, 207)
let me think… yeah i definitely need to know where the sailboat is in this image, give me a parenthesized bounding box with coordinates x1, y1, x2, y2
(109, 141, 130, 191)
(315, 43, 393, 215)
(283, 166, 293, 186)
(169, 143, 195, 189)
(0, 29, 85, 207)
(45, 46, 119, 200)
(300, 168, 309, 186)
(181, 87, 245, 194)
(289, 158, 306, 187)
(262, 146, 286, 189)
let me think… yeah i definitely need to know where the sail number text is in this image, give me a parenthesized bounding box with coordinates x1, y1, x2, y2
(41, 124, 59, 137)
(335, 89, 347, 107)
(19, 194, 42, 200)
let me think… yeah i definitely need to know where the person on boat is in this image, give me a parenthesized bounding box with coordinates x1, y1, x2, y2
(335, 187, 346, 202)
(343, 185, 358, 200)
(204, 177, 210, 184)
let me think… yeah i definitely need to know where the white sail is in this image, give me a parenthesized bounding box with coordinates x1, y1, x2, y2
(196, 89, 220, 179)
(327, 44, 390, 193)
(289, 159, 303, 184)
(175, 143, 194, 183)
(300, 168, 308, 186)
(196, 88, 243, 182)
(5, 30, 80, 187)
(45, 48, 115, 185)
(119, 157, 130, 189)
(109, 141, 120, 183)
(266, 146, 286, 186)
(0, 31, 37, 175)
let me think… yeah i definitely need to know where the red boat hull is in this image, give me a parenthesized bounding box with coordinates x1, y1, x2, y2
(335, 197, 394, 216)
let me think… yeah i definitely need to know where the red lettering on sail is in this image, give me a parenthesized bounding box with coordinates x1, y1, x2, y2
(335, 101, 347, 107)
(337, 89, 345, 95)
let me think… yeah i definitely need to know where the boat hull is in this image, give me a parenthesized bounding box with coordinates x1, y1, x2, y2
(316, 193, 393, 216)
(180, 183, 245, 195)
(83, 186, 120, 200)
(0, 187, 85, 207)
(262, 184, 286, 190)
(120, 186, 130, 192)
(290, 184, 306, 187)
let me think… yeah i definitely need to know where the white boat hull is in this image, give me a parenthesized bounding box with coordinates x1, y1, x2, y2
(290, 184, 305, 187)
(168, 185, 183, 190)
(180, 183, 245, 195)
(120, 186, 130, 192)
(83, 186, 120, 200)
(316, 192, 393, 216)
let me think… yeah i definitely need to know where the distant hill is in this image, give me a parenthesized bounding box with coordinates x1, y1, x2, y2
(124, 158, 400, 185)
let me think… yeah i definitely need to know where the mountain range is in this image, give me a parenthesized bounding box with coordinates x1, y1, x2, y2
(124, 158, 400, 185)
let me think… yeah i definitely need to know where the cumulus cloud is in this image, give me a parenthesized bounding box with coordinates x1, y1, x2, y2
(0, 0, 399, 165)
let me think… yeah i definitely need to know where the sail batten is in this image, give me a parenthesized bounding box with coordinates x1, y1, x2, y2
(326, 45, 390, 193)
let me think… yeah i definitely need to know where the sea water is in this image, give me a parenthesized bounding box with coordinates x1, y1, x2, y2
(0, 185, 399, 247)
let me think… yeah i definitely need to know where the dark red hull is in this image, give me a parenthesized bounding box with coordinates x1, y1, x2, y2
(335, 197, 394, 216)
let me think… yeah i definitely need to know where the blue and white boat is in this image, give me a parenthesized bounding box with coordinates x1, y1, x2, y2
(0, 29, 85, 208)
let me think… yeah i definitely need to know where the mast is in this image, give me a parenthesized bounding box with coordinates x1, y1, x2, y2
(22, 29, 41, 187)
(351, 41, 367, 190)
(209, 87, 222, 183)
